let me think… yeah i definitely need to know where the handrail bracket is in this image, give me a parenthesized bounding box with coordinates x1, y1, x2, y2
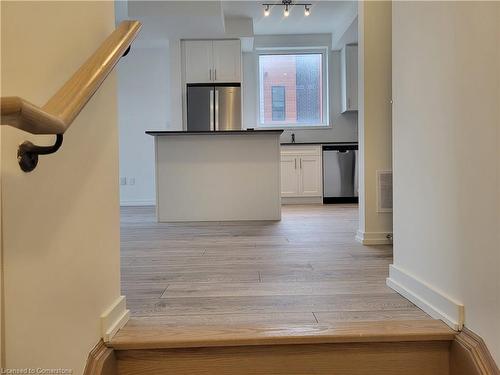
(17, 134, 64, 172)
(1, 20, 142, 172)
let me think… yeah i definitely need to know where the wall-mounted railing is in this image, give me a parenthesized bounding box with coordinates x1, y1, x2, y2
(0, 20, 142, 172)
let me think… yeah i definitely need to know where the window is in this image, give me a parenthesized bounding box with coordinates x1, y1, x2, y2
(258, 51, 328, 128)
(271, 86, 285, 121)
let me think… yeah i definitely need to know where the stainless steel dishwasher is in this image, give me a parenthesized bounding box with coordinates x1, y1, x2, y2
(323, 144, 358, 203)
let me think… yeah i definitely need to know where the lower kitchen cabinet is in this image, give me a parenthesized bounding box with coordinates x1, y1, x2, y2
(280, 145, 322, 201)
(280, 155, 300, 196)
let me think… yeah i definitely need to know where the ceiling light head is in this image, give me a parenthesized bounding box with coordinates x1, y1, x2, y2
(264, 4, 270, 16)
(304, 5, 310, 16)
(284, 4, 289, 17)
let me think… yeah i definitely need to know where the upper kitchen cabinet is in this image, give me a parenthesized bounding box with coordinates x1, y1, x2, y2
(184, 40, 214, 83)
(183, 39, 241, 84)
(212, 40, 241, 83)
(340, 44, 358, 113)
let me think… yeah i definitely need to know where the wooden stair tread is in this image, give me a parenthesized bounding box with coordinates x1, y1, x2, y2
(108, 319, 455, 350)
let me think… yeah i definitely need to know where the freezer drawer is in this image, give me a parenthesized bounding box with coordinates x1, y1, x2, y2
(323, 145, 358, 203)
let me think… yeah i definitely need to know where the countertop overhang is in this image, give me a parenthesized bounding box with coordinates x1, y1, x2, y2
(146, 130, 284, 136)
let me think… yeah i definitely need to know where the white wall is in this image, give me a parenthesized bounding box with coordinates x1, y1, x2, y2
(118, 44, 170, 205)
(333, 16, 358, 50)
(356, 1, 393, 244)
(168, 39, 184, 131)
(1, 2, 121, 373)
(392, 1, 500, 363)
(242, 32, 358, 144)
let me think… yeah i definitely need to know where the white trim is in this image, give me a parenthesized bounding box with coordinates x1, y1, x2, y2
(281, 196, 322, 205)
(100, 295, 130, 342)
(355, 230, 392, 245)
(386, 264, 464, 331)
(255, 48, 330, 129)
(120, 200, 156, 207)
(257, 124, 333, 130)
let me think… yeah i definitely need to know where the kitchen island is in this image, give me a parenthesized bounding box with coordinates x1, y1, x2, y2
(147, 130, 283, 222)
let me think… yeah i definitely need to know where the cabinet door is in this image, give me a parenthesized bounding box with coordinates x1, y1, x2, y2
(346, 44, 358, 111)
(184, 40, 213, 83)
(280, 156, 299, 197)
(299, 155, 322, 196)
(341, 44, 358, 112)
(340, 47, 348, 112)
(212, 40, 241, 83)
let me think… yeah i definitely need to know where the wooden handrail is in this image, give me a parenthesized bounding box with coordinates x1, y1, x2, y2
(0, 20, 142, 135)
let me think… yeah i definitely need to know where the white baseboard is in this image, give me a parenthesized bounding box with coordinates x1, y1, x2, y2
(355, 230, 392, 245)
(281, 196, 323, 205)
(387, 264, 464, 330)
(120, 200, 155, 207)
(100, 295, 130, 342)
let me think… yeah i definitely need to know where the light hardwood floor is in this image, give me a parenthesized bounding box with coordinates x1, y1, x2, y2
(120, 204, 430, 325)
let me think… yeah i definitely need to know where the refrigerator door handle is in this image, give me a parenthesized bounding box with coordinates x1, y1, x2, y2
(215, 89, 219, 131)
(209, 90, 214, 131)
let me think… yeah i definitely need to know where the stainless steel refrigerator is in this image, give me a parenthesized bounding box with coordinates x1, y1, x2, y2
(186, 83, 241, 131)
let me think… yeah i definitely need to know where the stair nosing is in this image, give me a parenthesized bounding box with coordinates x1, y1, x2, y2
(108, 319, 456, 351)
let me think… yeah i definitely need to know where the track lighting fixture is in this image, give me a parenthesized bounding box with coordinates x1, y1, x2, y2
(262, 1, 312, 18)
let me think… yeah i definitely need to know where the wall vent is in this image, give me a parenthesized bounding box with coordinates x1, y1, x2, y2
(377, 170, 393, 212)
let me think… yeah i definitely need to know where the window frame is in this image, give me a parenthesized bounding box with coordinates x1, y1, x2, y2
(256, 48, 330, 129)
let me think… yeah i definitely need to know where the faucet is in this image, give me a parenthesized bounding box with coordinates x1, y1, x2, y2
(291, 133, 296, 143)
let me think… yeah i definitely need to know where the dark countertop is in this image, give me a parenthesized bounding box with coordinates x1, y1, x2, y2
(146, 130, 284, 136)
(280, 141, 358, 146)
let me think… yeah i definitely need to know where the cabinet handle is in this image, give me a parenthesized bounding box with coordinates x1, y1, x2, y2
(209, 90, 214, 130)
(215, 69, 217, 81)
(209, 69, 212, 81)
(215, 90, 219, 131)
(300, 158, 302, 169)
(294, 158, 297, 169)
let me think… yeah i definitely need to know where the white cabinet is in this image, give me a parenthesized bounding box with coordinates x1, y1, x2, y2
(281, 146, 322, 199)
(183, 40, 241, 84)
(212, 40, 241, 83)
(184, 40, 213, 83)
(299, 155, 322, 196)
(280, 155, 300, 196)
(341, 44, 358, 113)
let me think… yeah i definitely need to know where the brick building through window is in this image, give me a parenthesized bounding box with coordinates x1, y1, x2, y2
(259, 53, 323, 126)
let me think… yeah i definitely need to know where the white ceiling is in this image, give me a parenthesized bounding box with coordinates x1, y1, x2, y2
(120, 1, 357, 45)
(126, 1, 225, 42)
(222, 1, 357, 37)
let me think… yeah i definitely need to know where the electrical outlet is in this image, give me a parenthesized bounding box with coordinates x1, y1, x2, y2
(129, 177, 135, 186)
(120, 177, 127, 185)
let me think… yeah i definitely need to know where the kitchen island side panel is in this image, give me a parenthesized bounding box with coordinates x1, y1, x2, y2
(155, 133, 281, 222)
